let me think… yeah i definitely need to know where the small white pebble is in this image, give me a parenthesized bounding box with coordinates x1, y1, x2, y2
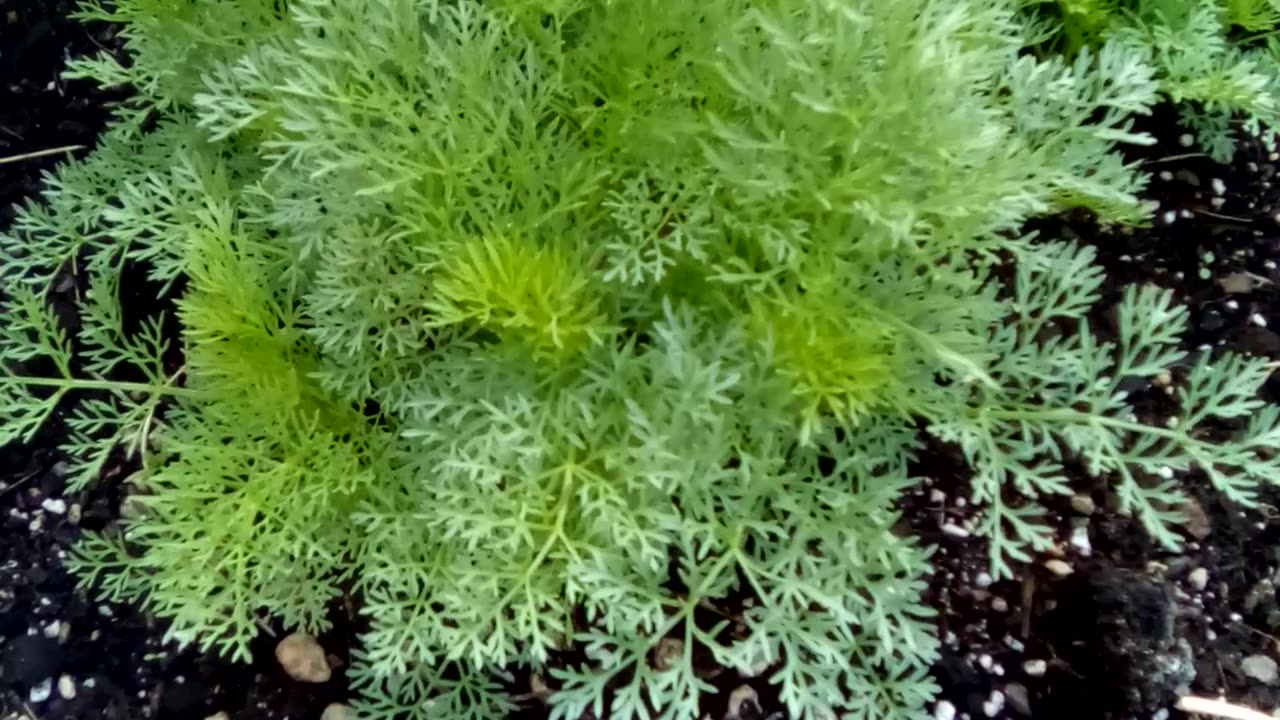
(1159, 170, 1174, 181)
(929, 488, 947, 504)
(1070, 526, 1092, 557)
(1188, 567, 1209, 591)
(991, 597, 1009, 613)
(1211, 197, 1226, 209)
(1162, 210, 1178, 225)
(942, 523, 970, 539)
(1226, 300, 1239, 311)
(992, 664, 1005, 677)
(1179, 133, 1195, 148)
(1153, 709, 1170, 720)
(84, 678, 96, 689)
(1005, 636, 1025, 653)
(1024, 659, 1048, 677)
(58, 675, 76, 700)
(41, 621, 62, 639)
(29, 678, 52, 703)
(1212, 178, 1226, 196)
(935, 700, 958, 720)
(1231, 612, 1244, 622)
(1157, 466, 1174, 480)
(41, 498, 67, 515)
(978, 654, 993, 671)
(1180, 208, 1193, 219)
(98, 604, 113, 618)
(1165, 416, 1179, 429)
(975, 572, 993, 589)
(955, 497, 967, 508)
(982, 690, 1005, 718)
(1271, 152, 1279, 162)
(1266, 260, 1278, 270)
(1252, 313, 1269, 327)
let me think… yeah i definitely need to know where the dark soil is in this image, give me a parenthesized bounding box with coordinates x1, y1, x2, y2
(914, 115, 1280, 720)
(0, 4, 345, 720)
(7, 5, 1280, 720)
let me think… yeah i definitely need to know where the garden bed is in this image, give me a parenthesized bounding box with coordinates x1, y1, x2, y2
(6, 3, 1280, 720)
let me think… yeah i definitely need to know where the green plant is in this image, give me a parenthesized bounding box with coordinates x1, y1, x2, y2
(1022, 0, 1280, 160)
(4, 1, 1280, 719)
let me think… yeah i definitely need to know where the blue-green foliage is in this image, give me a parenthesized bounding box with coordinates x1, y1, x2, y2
(1, 1, 1278, 719)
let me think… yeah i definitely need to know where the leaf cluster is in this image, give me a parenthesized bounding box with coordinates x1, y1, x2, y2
(2, 1, 1279, 719)
(1022, 0, 1280, 160)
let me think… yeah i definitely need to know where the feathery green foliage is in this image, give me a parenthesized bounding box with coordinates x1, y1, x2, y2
(3, 1, 1280, 719)
(1023, 0, 1280, 160)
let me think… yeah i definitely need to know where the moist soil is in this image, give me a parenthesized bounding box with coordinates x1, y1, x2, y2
(7, 5, 1280, 720)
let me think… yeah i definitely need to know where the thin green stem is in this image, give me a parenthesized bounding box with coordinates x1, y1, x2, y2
(0, 374, 203, 399)
(982, 404, 1179, 440)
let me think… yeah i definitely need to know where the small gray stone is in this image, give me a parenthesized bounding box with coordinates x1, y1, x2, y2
(934, 700, 957, 720)
(1243, 654, 1279, 685)
(57, 674, 75, 700)
(1004, 683, 1031, 716)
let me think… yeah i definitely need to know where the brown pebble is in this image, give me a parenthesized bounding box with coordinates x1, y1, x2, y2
(275, 632, 331, 683)
(1181, 499, 1211, 540)
(321, 704, 355, 720)
(1069, 494, 1095, 515)
(1043, 560, 1073, 578)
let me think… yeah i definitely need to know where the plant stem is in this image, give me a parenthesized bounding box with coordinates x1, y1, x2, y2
(0, 144, 85, 165)
(0, 374, 203, 399)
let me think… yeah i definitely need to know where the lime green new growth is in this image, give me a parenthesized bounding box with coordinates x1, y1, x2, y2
(2, 1, 1280, 719)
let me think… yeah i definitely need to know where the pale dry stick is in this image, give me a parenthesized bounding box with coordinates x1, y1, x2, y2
(1192, 209, 1253, 224)
(1146, 152, 1209, 165)
(0, 144, 85, 166)
(1177, 694, 1275, 720)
